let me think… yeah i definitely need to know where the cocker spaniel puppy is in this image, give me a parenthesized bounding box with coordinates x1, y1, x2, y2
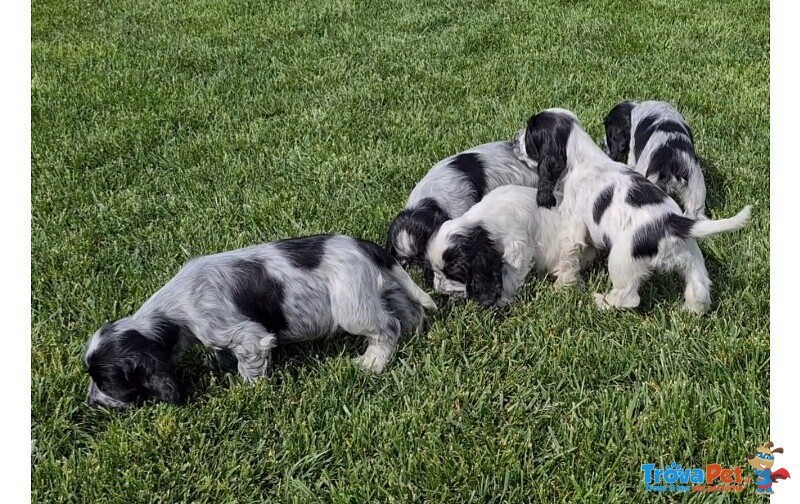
(386, 141, 540, 279)
(426, 185, 592, 307)
(603, 100, 707, 218)
(84, 235, 437, 409)
(520, 108, 750, 313)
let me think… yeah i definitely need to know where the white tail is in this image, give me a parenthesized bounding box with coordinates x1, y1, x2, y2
(689, 205, 751, 238)
(388, 265, 437, 311)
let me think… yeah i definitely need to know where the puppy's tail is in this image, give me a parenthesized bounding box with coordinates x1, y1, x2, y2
(668, 205, 751, 239)
(387, 264, 438, 311)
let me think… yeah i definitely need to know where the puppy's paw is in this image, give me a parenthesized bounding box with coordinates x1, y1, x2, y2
(419, 292, 438, 311)
(683, 299, 710, 315)
(594, 293, 613, 310)
(555, 274, 582, 289)
(353, 354, 387, 375)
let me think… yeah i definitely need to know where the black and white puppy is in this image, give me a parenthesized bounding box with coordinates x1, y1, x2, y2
(427, 185, 592, 307)
(520, 108, 750, 313)
(386, 141, 540, 279)
(84, 235, 437, 409)
(603, 100, 707, 218)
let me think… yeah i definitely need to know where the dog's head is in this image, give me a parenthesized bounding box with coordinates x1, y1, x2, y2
(522, 108, 578, 208)
(602, 102, 636, 163)
(747, 441, 784, 470)
(428, 223, 504, 307)
(84, 317, 182, 409)
(387, 198, 450, 276)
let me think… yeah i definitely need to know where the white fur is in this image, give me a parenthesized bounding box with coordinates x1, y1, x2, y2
(427, 185, 581, 306)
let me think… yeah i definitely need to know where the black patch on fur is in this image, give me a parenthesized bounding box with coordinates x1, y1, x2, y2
(381, 285, 423, 335)
(666, 213, 695, 239)
(442, 225, 504, 307)
(631, 212, 697, 259)
(593, 185, 615, 224)
(87, 320, 182, 406)
(230, 259, 288, 334)
(450, 152, 487, 199)
(386, 198, 450, 268)
(275, 234, 331, 270)
(645, 137, 695, 183)
(603, 102, 635, 162)
(354, 237, 397, 270)
(631, 217, 666, 259)
(633, 116, 693, 161)
(626, 173, 667, 207)
(523, 111, 574, 208)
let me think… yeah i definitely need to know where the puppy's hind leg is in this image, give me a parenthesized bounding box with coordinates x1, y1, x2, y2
(338, 301, 402, 374)
(594, 244, 647, 310)
(554, 219, 589, 287)
(225, 320, 277, 381)
(680, 239, 712, 314)
(353, 317, 402, 375)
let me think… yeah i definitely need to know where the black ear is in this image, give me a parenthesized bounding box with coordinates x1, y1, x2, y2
(603, 103, 633, 163)
(422, 261, 434, 286)
(467, 240, 504, 307)
(141, 368, 182, 404)
(524, 127, 539, 160)
(605, 124, 631, 162)
(125, 327, 182, 404)
(536, 155, 564, 208)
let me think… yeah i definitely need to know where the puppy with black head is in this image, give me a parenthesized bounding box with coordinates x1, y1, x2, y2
(603, 100, 707, 218)
(427, 185, 591, 307)
(387, 141, 540, 281)
(519, 108, 750, 313)
(85, 234, 437, 409)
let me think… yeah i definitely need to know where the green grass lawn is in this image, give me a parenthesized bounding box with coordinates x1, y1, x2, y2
(31, 0, 769, 501)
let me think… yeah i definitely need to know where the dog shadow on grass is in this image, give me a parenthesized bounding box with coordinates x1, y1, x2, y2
(175, 336, 369, 405)
(699, 156, 730, 213)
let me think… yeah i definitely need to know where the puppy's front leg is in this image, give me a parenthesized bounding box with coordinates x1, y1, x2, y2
(226, 321, 277, 381)
(554, 218, 588, 287)
(500, 262, 532, 305)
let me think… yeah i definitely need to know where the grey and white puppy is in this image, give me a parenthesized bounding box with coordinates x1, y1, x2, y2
(603, 100, 707, 218)
(386, 140, 540, 279)
(85, 235, 437, 409)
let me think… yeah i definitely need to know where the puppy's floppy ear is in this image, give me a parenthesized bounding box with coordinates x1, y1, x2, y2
(603, 104, 633, 163)
(524, 127, 539, 160)
(422, 261, 434, 286)
(141, 369, 182, 404)
(467, 238, 504, 308)
(605, 125, 630, 163)
(536, 155, 565, 208)
(125, 326, 182, 404)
